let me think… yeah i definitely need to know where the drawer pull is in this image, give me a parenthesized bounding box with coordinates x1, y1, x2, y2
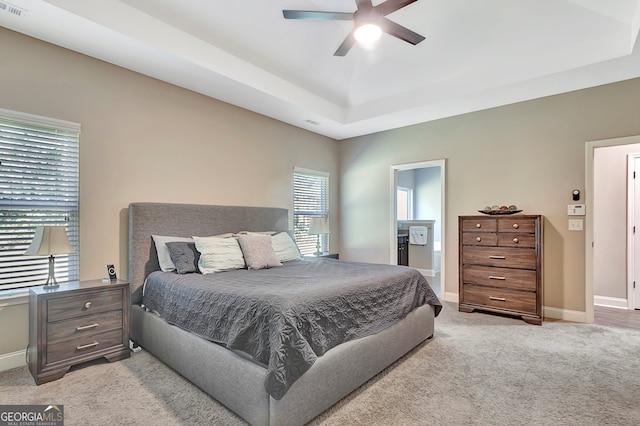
(475, 223, 481, 228)
(489, 255, 506, 259)
(489, 276, 506, 280)
(476, 236, 481, 242)
(489, 296, 507, 301)
(76, 341, 99, 350)
(84, 301, 92, 309)
(513, 238, 519, 243)
(512, 223, 519, 229)
(76, 323, 99, 331)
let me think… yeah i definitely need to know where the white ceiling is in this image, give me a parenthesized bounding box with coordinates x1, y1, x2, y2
(2, 0, 640, 140)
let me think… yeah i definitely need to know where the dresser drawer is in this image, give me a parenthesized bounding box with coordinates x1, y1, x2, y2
(462, 218, 496, 232)
(47, 289, 124, 322)
(47, 329, 124, 364)
(462, 232, 497, 246)
(497, 219, 536, 233)
(462, 285, 536, 314)
(462, 246, 536, 269)
(497, 233, 537, 248)
(47, 310, 123, 343)
(462, 265, 537, 291)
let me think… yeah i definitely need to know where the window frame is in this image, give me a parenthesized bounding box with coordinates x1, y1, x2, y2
(0, 108, 80, 291)
(293, 167, 330, 255)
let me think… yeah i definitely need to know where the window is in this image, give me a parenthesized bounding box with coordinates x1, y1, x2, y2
(397, 186, 413, 220)
(293, 168, 329, 255)
(0, 109, 80, 290)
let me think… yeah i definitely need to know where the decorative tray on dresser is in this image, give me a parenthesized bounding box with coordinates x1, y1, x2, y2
(28, 279, 131, 384)
(458, 215, 543, 325)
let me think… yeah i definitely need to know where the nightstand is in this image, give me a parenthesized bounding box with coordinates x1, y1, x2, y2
(304, 252, 339, 259)
(28, 279, 131, 385)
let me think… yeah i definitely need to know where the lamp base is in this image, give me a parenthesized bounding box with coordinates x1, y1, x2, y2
(43, 255, 60, 289)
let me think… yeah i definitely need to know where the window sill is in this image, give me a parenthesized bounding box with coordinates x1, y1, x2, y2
(0, 288, 30, 307)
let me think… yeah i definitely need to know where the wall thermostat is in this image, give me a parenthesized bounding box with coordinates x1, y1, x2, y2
(106, 264, 117, 281)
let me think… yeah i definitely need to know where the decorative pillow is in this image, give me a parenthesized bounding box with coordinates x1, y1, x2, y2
(193, 235, 246, 274)
(271, 232, 302, 263)
(166, 241, 200, 274)
(237, 234, 282, 270)
(152, 235, 194, 272)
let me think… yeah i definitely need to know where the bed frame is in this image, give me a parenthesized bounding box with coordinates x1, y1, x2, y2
(128, 202, 435, 426)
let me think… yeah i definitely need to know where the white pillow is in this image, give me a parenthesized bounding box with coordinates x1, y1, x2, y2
(193, 235, 246, 274)
(271, 232, 302, 263)
(152, 235, 194, 272)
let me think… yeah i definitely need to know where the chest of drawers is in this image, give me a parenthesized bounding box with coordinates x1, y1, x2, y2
(458, 215, 543, 325)
(28, 279, 130, 384)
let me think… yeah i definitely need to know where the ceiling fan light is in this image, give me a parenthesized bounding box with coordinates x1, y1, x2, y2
(354, 23, 382, 45)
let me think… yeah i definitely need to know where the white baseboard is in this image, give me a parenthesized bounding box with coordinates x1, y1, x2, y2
(442, 291, 459, 303)
(416, 268, 436, 277)
(594, 296, 628, 309)
(0, 349, 26, 372)
(543, 306, 586, 323)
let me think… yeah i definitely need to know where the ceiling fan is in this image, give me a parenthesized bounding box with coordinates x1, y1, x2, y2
(283, 0, 425, 56)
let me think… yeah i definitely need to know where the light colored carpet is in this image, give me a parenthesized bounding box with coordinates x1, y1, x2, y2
(2, 302, 640, 426)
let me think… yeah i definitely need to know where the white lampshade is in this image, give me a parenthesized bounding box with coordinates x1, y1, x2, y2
(24, 226, 74, 256)
(24, 226, 74, 288)
(308, 216, 330, 235)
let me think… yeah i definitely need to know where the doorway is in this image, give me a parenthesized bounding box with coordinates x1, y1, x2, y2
(390, 159, 446, 298)
(587, 135, 640, 323)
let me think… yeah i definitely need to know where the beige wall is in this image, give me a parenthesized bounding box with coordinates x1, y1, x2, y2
(0, 28, 338, 357)
(339, 78, 640, 313)
(593, 143, 640, 301)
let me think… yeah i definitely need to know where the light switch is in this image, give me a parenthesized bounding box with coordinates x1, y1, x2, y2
(569, 219, 583, 231)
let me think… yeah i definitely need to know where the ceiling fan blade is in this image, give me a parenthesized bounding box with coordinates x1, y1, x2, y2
(375, 0, 419, 16)
(334, 30, 357, 56)
(380, 17, 425, 45)
(283, 10, 354, 21)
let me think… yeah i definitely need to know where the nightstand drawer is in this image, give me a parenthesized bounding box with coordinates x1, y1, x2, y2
(47, 310, 123, 342)
(47, 289, 124, 322)
(47, 329, 124, 364)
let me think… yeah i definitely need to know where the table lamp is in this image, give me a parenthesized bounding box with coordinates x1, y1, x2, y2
(308, 216, 330, 256)
(24, 225, 75, 289)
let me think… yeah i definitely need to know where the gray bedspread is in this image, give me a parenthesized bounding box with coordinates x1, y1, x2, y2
(141, 259, 441, 399)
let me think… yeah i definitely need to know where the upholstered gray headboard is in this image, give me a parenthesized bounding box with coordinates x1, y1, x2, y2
(128, 202, 289, 304)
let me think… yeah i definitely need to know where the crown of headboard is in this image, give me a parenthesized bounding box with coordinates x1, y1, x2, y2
(128, 202, 289, 304)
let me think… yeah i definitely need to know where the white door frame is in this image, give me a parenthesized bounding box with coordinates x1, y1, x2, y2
(586, 135, 640, 323)
(628, 154, 640, 309)
(390, 159, 446, 297)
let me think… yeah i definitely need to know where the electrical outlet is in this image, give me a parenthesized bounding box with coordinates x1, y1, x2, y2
(568, 219, 583, 231)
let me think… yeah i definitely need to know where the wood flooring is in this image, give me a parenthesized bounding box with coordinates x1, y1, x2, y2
(594, 305, 640, 331)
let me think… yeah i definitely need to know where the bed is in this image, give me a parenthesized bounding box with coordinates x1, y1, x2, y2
(128, 202, 441, 426)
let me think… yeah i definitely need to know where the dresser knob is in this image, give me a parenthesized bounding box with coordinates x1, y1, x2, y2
(513, 238, 519, 243)
(476, 223, 481, 228)
(476, 237, 481, 242)
(512, 223, 519, 229)
(84, 301, 92, 309)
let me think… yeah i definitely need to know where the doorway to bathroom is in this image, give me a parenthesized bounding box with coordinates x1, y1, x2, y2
(391, 159, 446, 298)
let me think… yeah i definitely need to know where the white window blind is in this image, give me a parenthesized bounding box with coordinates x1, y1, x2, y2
(0, 109, 80, 290)
(293, 168, 329, 255)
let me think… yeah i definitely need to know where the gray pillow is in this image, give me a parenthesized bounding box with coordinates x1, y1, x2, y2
(166, 241, 200, 274)
(237, 234, 282, 270)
